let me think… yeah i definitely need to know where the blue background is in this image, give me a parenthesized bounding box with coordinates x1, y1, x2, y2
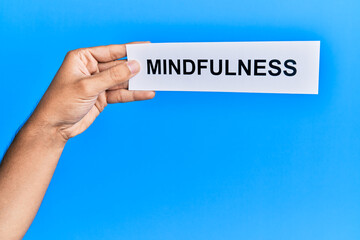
(1, 0, 360, 239)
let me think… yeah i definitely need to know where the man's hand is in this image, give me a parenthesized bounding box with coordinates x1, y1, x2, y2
(32, 42, 155, 141)
(0, 43, 154, 240)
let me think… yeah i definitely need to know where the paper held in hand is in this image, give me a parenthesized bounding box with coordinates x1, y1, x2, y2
(126, 41, 320, 94)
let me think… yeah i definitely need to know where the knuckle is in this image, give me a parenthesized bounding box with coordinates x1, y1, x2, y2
(109, 64, 128, 81)
(117, 92, 124, 103)
(77, 48, 89, 57)
(65, 49, 76, 58)
(66, 48, 87, 59)
(77, 79, 93, 95)
(65, 49, 79, 60)
(107, 45, 118, 60)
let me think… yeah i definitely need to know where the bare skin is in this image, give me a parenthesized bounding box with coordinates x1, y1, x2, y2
(0, 42, 155, 240)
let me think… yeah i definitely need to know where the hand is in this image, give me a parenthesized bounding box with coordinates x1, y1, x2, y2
(0, 42, 156, 240)
(31, 42, 155, 141)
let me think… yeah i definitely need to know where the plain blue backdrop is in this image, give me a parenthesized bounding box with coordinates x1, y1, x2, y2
(1, 0, 360, 239)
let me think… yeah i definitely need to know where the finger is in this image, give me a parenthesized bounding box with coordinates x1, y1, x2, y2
(98, 60, 125, 72)
(89, 60, 139, 92)
(106, 89, 155, 103)
(107, 81, 128, 91)
(88, 41, 150, 63)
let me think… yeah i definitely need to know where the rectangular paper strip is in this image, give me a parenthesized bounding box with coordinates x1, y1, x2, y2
(127, 41, 320, 94)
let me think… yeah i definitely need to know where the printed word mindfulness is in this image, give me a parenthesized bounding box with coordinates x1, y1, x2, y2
(147, 59, 297, 77)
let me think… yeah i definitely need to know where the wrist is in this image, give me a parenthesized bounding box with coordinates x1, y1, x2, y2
(23, 112, 68, 148)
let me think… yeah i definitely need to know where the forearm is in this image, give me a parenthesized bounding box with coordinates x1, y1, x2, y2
(0, 114, 66, 240)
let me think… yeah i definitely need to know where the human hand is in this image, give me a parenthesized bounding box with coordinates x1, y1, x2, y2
(30, 42, 155, 141)
(1, 43, 156, 239)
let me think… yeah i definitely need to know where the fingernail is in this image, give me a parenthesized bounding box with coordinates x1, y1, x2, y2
(127, 60, 140, 74)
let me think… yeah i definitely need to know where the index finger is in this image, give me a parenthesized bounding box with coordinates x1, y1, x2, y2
(88, 41, 150, 63)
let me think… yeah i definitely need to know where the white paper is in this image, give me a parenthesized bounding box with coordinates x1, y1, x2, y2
(126, 41, 320, 94)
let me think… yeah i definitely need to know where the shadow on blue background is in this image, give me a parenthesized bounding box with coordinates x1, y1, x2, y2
(0, 0, 359, 239)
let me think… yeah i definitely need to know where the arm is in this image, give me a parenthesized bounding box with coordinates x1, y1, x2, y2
(0, 43, 155, 240)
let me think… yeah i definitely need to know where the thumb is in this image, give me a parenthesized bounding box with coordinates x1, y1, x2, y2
(88, 60, 140, 92)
